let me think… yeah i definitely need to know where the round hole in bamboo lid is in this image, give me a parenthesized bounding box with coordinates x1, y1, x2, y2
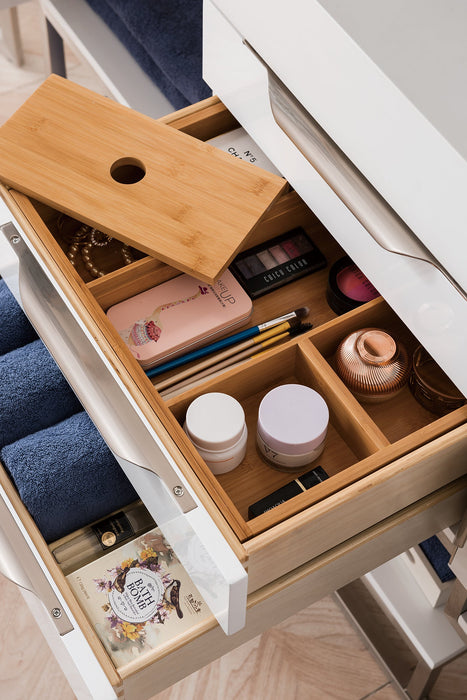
(110, 157, 146, 184)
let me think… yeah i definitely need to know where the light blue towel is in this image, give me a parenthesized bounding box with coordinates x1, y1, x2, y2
(0, 279, 37, 355)
(1, 411, 139, 542)
(0, 339, 82, 448)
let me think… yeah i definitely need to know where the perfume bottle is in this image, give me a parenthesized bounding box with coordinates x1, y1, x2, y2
(50, 501, 155, 575)
(335, 328, 410, 402)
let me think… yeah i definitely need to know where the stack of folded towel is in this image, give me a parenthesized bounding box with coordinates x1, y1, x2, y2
(0, 339, 82, 448)
(0, 279, 38, 355)
(84, 0, 211, 109)
(1, 412, 138, 542)
(0, 279, 138, 542)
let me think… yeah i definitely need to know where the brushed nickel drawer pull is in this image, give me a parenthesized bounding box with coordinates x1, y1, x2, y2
(2, 222, 248, 635)
(244, 41, 467, 303)
(0, 491, 73, 635)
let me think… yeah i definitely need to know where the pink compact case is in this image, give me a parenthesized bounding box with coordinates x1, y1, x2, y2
(106, 270, 253, 369)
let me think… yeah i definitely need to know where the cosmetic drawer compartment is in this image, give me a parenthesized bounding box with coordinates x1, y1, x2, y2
(164, 299, 467, 589)
(0, 90, 466, 696)
(1, 86, 466, 655)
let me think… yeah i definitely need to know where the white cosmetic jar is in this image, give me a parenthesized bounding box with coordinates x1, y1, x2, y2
(257, 384, 329, 471)
(184, 392, 248, 474)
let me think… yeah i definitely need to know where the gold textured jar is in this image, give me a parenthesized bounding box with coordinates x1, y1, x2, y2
(409, 345, 465, 415)
(335, 328, 410, 402)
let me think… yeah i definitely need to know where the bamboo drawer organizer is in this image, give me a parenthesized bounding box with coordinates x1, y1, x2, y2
(3, 91, 466, 554)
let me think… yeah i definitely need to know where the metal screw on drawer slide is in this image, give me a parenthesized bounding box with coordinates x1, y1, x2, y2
(51, 607, 62, 619)
(9, 234, 21, 245)
(173, 485, 184, 497)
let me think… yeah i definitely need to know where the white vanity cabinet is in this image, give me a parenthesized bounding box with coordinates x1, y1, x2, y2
(204, 0, 467, 394)
(0, 1, 465, 697)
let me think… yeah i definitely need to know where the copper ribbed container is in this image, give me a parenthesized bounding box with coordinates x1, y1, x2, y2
(335, 328, 410, 402)
(409, 345, 465, 415)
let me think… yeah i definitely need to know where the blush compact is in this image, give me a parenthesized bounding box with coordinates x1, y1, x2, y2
(326, 256, 380, 315)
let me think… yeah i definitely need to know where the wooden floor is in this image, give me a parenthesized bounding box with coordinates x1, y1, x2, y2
(2, 569, 467, 700)
(0, 3, 466, 699)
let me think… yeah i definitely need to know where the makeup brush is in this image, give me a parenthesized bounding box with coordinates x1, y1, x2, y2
(146, 307, 309, 379)
(154, 317, 304, 392)
(161, 323, 312, 399)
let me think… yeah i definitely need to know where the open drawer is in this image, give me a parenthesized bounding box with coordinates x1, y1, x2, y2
(0, 450, 465, 699)
(0, 93, 466, 697)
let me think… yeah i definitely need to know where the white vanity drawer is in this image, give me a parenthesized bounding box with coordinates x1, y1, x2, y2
(204, 0, 467, 396)
(0, 435, 464, 699)
(0, 87, 466, 697)
(208, 0, 467, 289)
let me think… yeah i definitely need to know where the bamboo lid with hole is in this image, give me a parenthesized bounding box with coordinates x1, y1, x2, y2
(0, 75, 287, 283)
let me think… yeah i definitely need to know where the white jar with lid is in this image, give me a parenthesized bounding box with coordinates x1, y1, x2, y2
(257, 384, 329, 471)
(184, 392, 248, 474)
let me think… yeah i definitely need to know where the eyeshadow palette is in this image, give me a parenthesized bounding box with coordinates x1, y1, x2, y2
(229, 228, 327, 299)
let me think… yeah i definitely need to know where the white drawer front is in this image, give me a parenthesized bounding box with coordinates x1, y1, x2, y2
(209, 0, 467, 299)
(204, 1, 467, 396)
(0, 203, 247, 636)
(0, 479, 117, 700)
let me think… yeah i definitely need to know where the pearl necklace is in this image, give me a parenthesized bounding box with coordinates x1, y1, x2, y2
(64, 222, 134, 278)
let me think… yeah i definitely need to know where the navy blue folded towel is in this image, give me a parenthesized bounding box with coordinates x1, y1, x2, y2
(419, 536, 455, 583)
(1, 411, 139, 542)
(84, 0, 211, 109)
(0, 279, 37, 355)
(0, 339, 82, 448)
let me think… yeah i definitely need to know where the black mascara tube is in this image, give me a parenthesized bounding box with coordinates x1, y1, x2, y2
(248, 466, 329, 519)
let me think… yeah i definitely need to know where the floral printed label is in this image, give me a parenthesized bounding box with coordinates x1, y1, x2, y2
(108, 568, 164, 623)
(67, 528, 211, 667)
